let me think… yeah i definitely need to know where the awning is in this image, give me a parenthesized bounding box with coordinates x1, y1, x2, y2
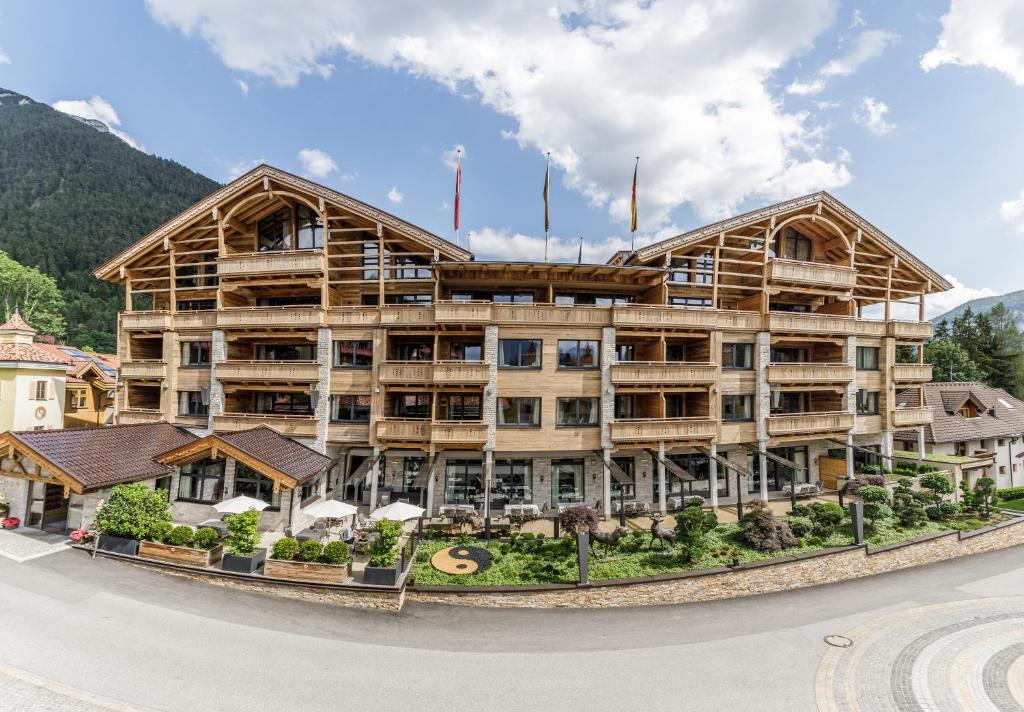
(646, 449, 695, 481)
(741, 443, 806, 472)
(695, 446, 755, 479)
(826, 438, 895, 465)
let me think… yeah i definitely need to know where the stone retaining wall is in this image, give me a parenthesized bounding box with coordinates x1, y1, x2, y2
(406, 516, 1024, 609)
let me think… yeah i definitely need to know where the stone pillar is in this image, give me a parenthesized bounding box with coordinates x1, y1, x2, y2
(223, 457, 237, 498)
(161, 331, 176, 420)
(312, 327, 332, 454)
(484, 326, 498, 452)
(846, 434, 855, 479)
(880, 429, 894, 470)
(602, 447, 612, 520)
(1, 476, 29, 524)
(758, 441, 769, 501)
(208, 329, 226, 427)
(657, 440, 666, 515)
(369, 444, 380, 510)
(917, 427, 926, 462)
(483, 449, 493, 526)
(755, 332, 771, 443)
(425, 443, 436, 519)
(708, 442, 719, 509)
(600, 327, 616, 453)
(845, 335, 858, 420)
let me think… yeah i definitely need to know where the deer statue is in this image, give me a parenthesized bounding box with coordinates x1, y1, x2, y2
(649, 516, 675, 549)
(590, 526, 628, 555)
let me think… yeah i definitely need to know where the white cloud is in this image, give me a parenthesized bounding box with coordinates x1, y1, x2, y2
(51, 96, 144, 150)
(787, 28, 898, 96)
(297, 147, 338, 178)
(850, 9, 866, 29)
(235, 78, 249, 95)
(786, 79, 826, 95)
(144, 0, 853, 226)
(0, 47, 10, 64)
(853, 97, 894, 135)
(999, 189, 1024, 232)
(387, 186, 404, 205)
(466, 226, 663, 263)
(866, 274, 997, 320)
(921, 0, 1024, 85)
(442, 144, 465, 172)
(224, 158, 264, 180)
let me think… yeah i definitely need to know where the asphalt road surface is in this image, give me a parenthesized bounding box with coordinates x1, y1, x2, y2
(3, 545, 1024, 711)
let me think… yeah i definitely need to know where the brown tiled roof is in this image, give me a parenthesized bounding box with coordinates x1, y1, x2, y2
(895, 382, 1024, 443)
(31, 344, 118, 385)
(6, 423, 197, 491)
(215, 426, 333, 484)
(0, 342, 70, 365)
(0, 311, 35, 333)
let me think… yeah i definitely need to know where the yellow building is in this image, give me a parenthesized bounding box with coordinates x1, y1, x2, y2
(0, 312, 67, 433)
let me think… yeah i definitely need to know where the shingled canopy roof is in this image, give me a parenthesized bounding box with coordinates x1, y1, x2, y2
(895, 381, 1024, 444)
(154, 425, 332, 489)
(0, 423, 197, 494)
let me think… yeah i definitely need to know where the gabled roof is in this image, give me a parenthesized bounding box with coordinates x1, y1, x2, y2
(154, 425, 332, 488)
(896, 381, 1024, 443)
(93, 163, 472, 281)
(622, 191, 952, 292)
(0, 342, 70, 365)
(0, 423, 197, 493)
(31, 344, 118, 385)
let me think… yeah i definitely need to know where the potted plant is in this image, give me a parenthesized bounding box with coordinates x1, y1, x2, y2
(264, 537, 351, 583)
(221, 509, 266, 573)
(139, 524, 224, 567)
(2, 516, 20, 530)
(93, 483, 171, 556)
(362, 518, 405, 586)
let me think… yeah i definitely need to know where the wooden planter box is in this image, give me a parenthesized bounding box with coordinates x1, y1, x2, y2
(97, 534, 139, 556)
(139, 540, 224, 567)
(264, 558, 350, 584)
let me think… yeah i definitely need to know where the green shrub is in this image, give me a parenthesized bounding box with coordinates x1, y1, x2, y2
(807, 502, 845, 537)
(786, 516, 813, 538)
(920, 473, 954, 502)
(193, 528, 220, 551)
(843, 475, 885, 495)
(271, 537, 300, 561)
(998, 486, 1024, 502)
(789, 504, 812, 518)
(165, 525, 195, 547)
(739, 502, 796, 552)
(320, 541, 350, 565)
(974, 477, 997, 518)
(225, 509, 262, 556)
(925, 505, 942, 521)
(147, 521, 173, 543)
(952, 517, 983, 531)
(858, 485, 892, 526)
(94, 483, 172, 540)
(895, 499, 928, 528)
(457, 531, 473, 546)
(369, 518, 403, 567)
(674, 506, 717, 563)
(296, 539, 323, 562)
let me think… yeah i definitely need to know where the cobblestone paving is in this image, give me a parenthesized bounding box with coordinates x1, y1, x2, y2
(816, 597, 1024, 711)
(0, 527, 69, 562)
(0, 665, 144, 711)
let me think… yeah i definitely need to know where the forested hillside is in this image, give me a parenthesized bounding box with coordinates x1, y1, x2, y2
(934, 290, 1024, 330)
(0, 88, 219, 351)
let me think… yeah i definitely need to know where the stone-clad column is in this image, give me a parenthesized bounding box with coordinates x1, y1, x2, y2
(208, 329, 226, 429)
(312, 327, 332, 454)
(845, 335, 858, 479)
(708, 442, 719, 509)
(483, 326, 498, 452)
(756, 331, 771, 444)
(657, 440, 666, 515)
(600, 326, 616, 519)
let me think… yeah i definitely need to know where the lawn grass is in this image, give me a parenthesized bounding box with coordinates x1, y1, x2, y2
(997, 499, 1024, 512)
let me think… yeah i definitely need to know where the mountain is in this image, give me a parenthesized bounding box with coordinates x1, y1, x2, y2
(933, 290, 1024, 329)
(0, 88, 219, 352)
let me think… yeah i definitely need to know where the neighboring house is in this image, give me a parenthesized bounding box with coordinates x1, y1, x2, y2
(0, 312, 68, 433)
(33, 343, 118, 427)
(895, 382, 1024, 489)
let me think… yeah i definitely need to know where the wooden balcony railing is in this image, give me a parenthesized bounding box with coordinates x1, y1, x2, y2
(767, 259, 857, 289)
(122, 311, 172, 331)
(854, 320, 889, 337)
(768, 313, 860, 335)
(766, 363, 855, 384)
(609, 417, 717, 443)
(431, 420, 488, 445)
(217, 306, 323, 329)
(493, 303, 613, 326)
(892, 407, 933, 428)
(375, 418, 432, 442)
(766, 411, 855, 436)
(218, 250, 323, 277)
(117, 408, 165, 425)
(889, 321, 934, 339)
(380, 304, 435, 326)
(327, 422, 371, 443)
(213, 412, 318, 437)
(612, 305, 761, 330)
(119, 360, 167, 379)
(433, 361, 490, 384)
(379, 361, 434, 384)
(216, 360, 321, 382)
(174, 311, 217, 330)
(434, 300, 492, 324)
(610, 362, 718, 385)
(325, 307, 381, 327)
(892, 364, 933, 382)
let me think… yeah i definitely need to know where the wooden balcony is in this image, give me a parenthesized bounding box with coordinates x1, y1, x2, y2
(217, 307, 323, 329)
(122, 311, 172, 331)
(380, 305, 434, 326)
(327, 422, 371, 444)
(612, 305, 761, 330)
(213, 413, 318, 437)
(117, 408, 165, 425)
(325, 307, 380, 327)
(767, 259, 857, 289)
(432, 420, 488, 445)
(768, 313, 860, 335)
(854, 320, 888, 337)
(432, 361, 490, 384)
(174, 311, 217, 330)
(766, 411, 854, 436)
(892, 407, 933, 428)
(609, 417, 717, 444)
(218, 250, 323, 277)
(767, 363, 855, 384)
(434, 301, 492, 324)
(379, 361, 434, 384)
(216, 361, 321, 382)
(892, 364, 933, 382)
(375, 418, 432, 443)
(610, 362, 718, 386)
(493, 303, 612, 326)
(889, 321, 934, 339)
(119, 360, 167, 379)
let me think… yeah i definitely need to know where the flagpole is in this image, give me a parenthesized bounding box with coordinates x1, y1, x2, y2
(630, 156, 639, 252)
(455, 148, 462, 248)
(543, 152, 551, 262)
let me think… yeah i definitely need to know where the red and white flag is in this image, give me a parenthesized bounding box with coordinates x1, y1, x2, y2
(453, 153, 462, 232)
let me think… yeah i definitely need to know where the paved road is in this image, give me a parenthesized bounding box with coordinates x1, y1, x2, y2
(3, 546, 1024, 711)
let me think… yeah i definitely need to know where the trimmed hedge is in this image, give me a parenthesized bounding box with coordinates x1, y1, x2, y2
(998, 486, 1024, 502)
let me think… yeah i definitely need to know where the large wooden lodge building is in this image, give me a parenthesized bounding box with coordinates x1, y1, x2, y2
(40, 163, 942, 529)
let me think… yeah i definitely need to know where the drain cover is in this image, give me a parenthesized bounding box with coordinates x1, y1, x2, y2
(825, 635, 853, 648)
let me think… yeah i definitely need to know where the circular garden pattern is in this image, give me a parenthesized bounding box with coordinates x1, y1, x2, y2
(816, 597, 1024, 711)
(429, 545, 494, 575)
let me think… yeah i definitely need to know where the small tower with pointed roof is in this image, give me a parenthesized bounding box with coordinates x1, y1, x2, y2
(0, 309, 37, 346)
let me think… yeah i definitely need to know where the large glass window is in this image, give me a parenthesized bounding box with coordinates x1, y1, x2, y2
(233, 463, 281, 509)
(557, 340, 599, 368)
(256, 344, 315, 361)
(392, 393, 431, 419)
(295, 205, 323, 249)
(255, 392, 312, 415)
(556, 397, 599, 426)
(669, 250, 713, 284)
(770, 347, 807, 363)
(448, 342, 482, 361)
(362, 241, 379, 280)
(611, 457, 635, 498)
(856, 389, 880, 415)
(330, 395, 371, 422)
(391, 255, 431, 280)
(663, 454, 729, 500)
(770, 391, 808, 414)
(497, 397, 540, 427)
(392, 341, 433, 362)
(669, 296, 712, 307)
(498, 339, 541, 368)
(777, 229, 812, 261)
(614, 343, 635, 362)
(257, 207, 292, 251)
(445, 460, 484, 504)
(722, 394, 754, 422)
(722, 343, 754, 369)
(178, 391, 208, 417)
(856, 346, 880, 370)
(551, 459, 584, 504)
(439, 393, 482, 420)
(176, 299, 216, 312)
(333, 340, 372, 368)
(180, 341, 211, 366)
(613, 395, 634, 419)
(177, 459, 225, 503)
(493, 293, 534, 303)
(750, 446, 808, 492)
(495, 459, 532, 502)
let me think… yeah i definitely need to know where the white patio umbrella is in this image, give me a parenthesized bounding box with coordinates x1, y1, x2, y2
(213, 495, 270, 515)
(302, 499, 358, 520)
(368, 501, 425, 522)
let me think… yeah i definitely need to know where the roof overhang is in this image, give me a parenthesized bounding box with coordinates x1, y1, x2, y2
(154, 433, 319, 490)
(0, 432, 87, 494)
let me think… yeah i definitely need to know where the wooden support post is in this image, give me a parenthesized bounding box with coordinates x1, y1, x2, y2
(168, 249, 177, 314)
(377, 223, 385, 305)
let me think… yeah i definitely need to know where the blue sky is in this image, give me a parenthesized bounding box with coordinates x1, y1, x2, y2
(1, 1, 1023, 316)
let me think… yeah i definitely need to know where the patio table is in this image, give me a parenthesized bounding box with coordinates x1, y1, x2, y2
(438, 504, 476, 518)
(612, 500, 650, 514)
(504, 504, 541, 518)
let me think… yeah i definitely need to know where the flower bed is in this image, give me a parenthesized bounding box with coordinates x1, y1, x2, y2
(139, 540, 224, 567)
(264, 538, 351, 584)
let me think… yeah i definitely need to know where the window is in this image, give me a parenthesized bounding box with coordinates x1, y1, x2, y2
(770, 347, 807, 363)
(392, 393, 431, 419)
(295, 205, 323, 249)
(445, 460, 483, 504)
(856, 389, 880, 415)
(233, 463, 281, 509)
(493, 293, 534, 303)
(557, 340, 599, 368)
(556, 397, 599, 426)
(499, 339, 541, 368)
(556, 293, 633, 305)
(666, 343, 688, 362)
(178, 391, 209, 417)
(362, 241, 379, 280)
(330, 395, 371, 422)
(333, 340, 372, 368)
(669, 251, 713, 284)
(33, 381, 47, 400)
(385, 294, 432, 304)
(177, 459, 225, 503)
(497, 397, 540, 427)
(551, 459, 584, 504)
(722, 395, 754, 422)
(771, 391, 808, 414)
(611, 457, 635, 498)
(180, 341, 211, 366)
(615, 344, 635, 362)
(300, 478, 321, 504)
(614, 395, 634, 419)
(391, 255, 431, 280)
(391, 340, 433, 362)
(856, 346, 880, 371)
(494, 459, 532, 502)
(154, 475, 172, 501)
(255, 294, 319, 307)
(722, 343, 754, 370)
(664, 454, 729, 500)
(68, 390, 87, 410)
(448, 342, 482, 361)
(778, 229, 812, 261)
(770, 303, 811, 313)
(256, 344, 315, 361)
(669, 296, 712, 307)
(176, 299, 216, 312)
(439, 393, 482, 420)
(255, 392, 312, 415)
(257, 207, 292, 251)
